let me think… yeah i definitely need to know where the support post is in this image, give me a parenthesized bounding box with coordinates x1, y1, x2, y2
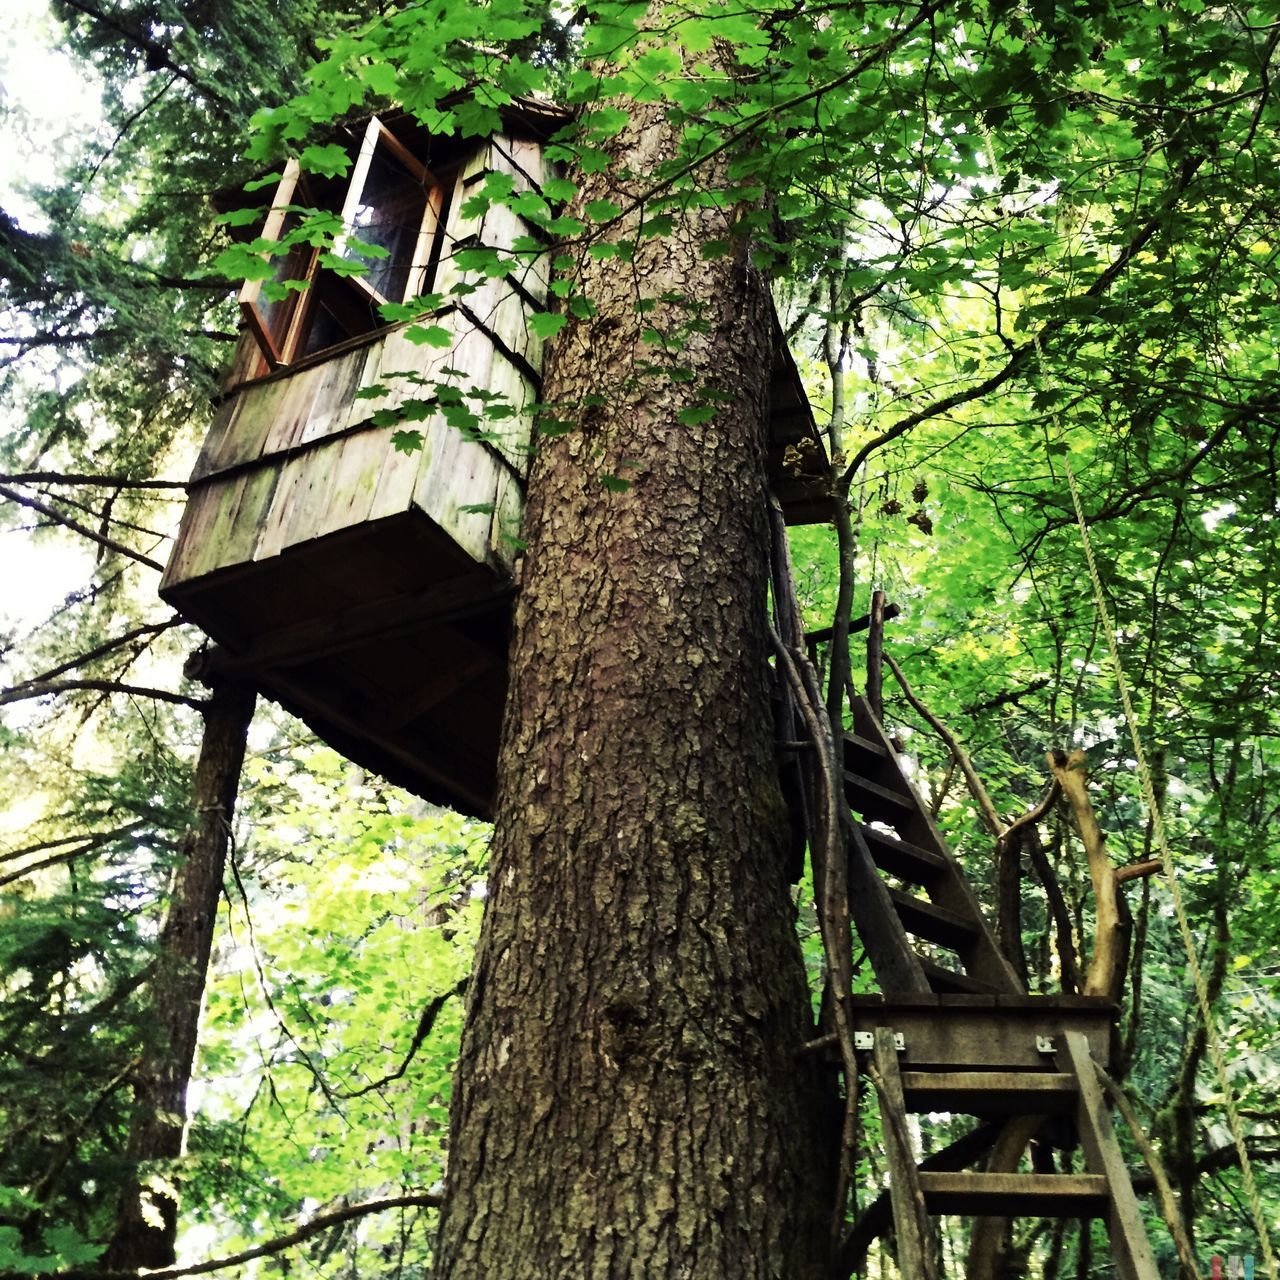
(871, 1027, 939, 1280)
(866, 589, 886, 724)
(1064, 1031, 1161, 1280)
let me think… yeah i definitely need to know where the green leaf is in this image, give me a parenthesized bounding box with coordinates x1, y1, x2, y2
(392, 430, 425, 454)
(600, 474, 631, 492)
(584, 198, 622, 222)
(529, 312, 568, 340)
(299, 142, 351, 178)
(678, 405, 717, 426)
(542, 177, 578, 202)
(405, 324, 454, 348)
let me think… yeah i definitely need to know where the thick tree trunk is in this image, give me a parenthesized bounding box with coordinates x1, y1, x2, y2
(105, 679, 255, 1269)
(434, 101, 833, 1279)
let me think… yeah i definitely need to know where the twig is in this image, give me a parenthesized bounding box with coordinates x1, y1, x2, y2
(1115, 858, 1162, 884)
(337, 980, 468, 1099)
(884, 652, 1003, 838)
(8, 617, 182, 691)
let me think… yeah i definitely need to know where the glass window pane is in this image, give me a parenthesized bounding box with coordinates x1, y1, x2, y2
(341, 146, 428, 303)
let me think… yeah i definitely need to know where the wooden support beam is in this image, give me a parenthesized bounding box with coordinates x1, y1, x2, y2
(918, 1171, 1109, 1217)
(259, 665, 496, 818)
(1063, 1031, 1161, 1280)
(871, 1027, 939, 1280)
(381, 648, 491, 731)
(900, 1071, 1077, 1116)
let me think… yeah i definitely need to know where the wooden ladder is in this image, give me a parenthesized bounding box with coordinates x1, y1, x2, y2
(839, 694, 1160, 1279)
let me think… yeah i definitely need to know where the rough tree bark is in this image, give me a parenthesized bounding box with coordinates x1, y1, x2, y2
(434, 99, 834, 1279)
(105, 679, 255, 1269)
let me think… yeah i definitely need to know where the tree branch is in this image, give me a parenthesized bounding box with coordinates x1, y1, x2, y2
(57, 1194, 444, 1280)
(0, 679, 207, 712)
(7, 617, 183, 691)
(0, 484, 165, 571)
(841, 154, 1206, 487)
(337, 979, 468, 1100)
(0, 472, 188, 491)
(883, 652, 1002, 838)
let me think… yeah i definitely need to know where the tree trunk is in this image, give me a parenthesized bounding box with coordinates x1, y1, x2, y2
(105, 679, 255, 1269)
(434, 99, 834, 1279)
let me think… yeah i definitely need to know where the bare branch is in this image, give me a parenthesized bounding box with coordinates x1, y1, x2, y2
(0, 485, 165, 571)
(0, 679, 206, 712)
(337, 979, 468, 1100)
(57, 1194, 444, 1280)
(0, 472, 187, 491)
(884, 652, 1003, 838)
(841, 155, 1206, 488)
(8, 617, 183, 690)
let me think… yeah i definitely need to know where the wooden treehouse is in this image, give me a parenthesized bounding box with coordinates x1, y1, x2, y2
(163, 107, 1160, 1276)
(161, 104, 830, 817)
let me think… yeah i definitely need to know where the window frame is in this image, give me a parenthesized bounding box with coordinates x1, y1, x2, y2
(238, 117, 446, 371)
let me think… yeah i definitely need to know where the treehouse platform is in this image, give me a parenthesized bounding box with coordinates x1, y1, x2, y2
(162, 110, 830, 816)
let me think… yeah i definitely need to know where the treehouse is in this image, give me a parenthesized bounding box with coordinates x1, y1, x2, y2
(163, 106, 1169, 1278)
(160, 104, 831, 818)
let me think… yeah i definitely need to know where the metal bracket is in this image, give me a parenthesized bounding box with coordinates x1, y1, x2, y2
(1036, 1035, 1056, 1055)
(854, 1031, 905, 1052)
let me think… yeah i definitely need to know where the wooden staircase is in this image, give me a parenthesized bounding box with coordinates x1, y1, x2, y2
(838, 690, 1160, 1278)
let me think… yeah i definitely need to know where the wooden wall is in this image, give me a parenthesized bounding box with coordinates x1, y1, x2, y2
(162, 133, 549, 609)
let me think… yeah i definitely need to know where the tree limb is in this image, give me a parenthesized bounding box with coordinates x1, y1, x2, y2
(0, 472, 188, 490)
(58, 1194, 444, 1280)
(841, 154, 1205, 487)
(883, 652, 1003, 838)
(0, 679, 206, 712)
(7, 617, 182, 691)
(0, 484, 165, 571)
(1047, 748, 1124, 999)
(336, 979, 468, 1100)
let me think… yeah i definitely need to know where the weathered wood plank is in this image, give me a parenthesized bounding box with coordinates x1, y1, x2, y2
(312, 428, 391, 541)
(918, 1172, 1109, 1217)
(847, 825, 933, 995)
(190, 399, 244, 484)
(413, 412, 500, 566)
(849, 1001, 1114, 1071)
(297, 345, 369, 446)
(485, 353, 536, 475)
(900, 1071, 1077, 1116)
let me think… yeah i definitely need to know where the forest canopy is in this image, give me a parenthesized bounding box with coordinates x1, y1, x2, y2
(1, 0, 1278, 1275)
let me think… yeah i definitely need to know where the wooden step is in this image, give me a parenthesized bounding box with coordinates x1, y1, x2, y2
(857, 824, 947, 885)
(916, 954, 1002, 996)
(843, 731, 889, 769)
(844, 770, 915, 821)
(918, 1171, 1109, 1217)
(900, 1071, 1077, 1116)
(888, 888, 981, 951)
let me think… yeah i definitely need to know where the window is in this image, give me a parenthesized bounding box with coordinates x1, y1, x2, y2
(238, 117, 446, 370)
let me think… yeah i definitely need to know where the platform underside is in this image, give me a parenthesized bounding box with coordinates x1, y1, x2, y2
(166, 508, 512, 817)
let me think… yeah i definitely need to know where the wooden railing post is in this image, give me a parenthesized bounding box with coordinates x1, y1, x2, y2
(866, 589, 886, 723)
